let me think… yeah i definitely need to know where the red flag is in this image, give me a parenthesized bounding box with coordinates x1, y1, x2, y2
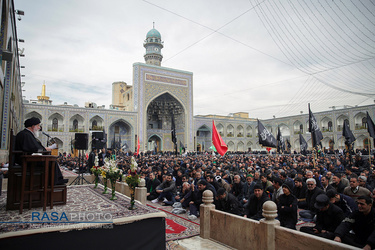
(212, 120, 227, 156)
(136, 137, 140, 156)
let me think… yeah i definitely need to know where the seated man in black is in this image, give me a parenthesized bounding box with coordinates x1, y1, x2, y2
(244, 184, 270, 220)
(326, 189, 358, 217)
(293, 177, 307, 209)
(334, 196, 375, 249)
(300, 194, 345, 240)
(215, 187, 243, 216)
(15, 117, 67, 185)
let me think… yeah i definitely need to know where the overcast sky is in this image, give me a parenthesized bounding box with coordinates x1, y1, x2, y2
(15, 0, 375, 119)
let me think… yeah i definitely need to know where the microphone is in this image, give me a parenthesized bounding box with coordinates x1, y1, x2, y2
(42, 131, 51, 137)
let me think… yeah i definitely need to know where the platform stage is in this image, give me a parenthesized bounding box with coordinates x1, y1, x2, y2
(0, 185, 166, 250)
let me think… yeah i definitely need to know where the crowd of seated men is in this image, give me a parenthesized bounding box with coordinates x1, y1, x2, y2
(54, 149, 375, 249)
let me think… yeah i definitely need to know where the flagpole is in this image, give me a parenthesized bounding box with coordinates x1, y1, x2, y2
(369, 138, 372, 166)
(312, 148, 316, 168)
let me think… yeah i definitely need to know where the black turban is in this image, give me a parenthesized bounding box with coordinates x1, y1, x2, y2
(24, 117, 41, 128)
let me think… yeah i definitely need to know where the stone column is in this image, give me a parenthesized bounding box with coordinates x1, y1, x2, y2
(135, 178, 146, 205)
(259, 200, 280, 250)
(200, 190, 215, 239)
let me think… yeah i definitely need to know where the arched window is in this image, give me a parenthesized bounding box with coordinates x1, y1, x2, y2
(362, 117, 367, 129)
(52, 118, 58, 131)
(92, 120, 97, 129)
(73, 119, 78, 131)
(328, 121, 333, 132)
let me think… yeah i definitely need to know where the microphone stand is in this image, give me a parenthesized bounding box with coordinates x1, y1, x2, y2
(43, 133, 51, 148)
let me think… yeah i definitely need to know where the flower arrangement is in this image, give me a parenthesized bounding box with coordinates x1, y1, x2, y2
(91, 156, 101, 188)
(101, 157, 122, 199)
(125, 157, 140, 188)
(125, 157, 140, 209)
(91, 165, 102, 175)
(102, 157, 122, 181)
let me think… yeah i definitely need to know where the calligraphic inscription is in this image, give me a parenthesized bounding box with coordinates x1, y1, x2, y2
(311, 117, 319, 131)
(145, 73, 187, 87)
(260, 128, 272, 141)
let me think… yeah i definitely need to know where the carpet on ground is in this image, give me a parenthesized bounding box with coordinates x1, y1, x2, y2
(147, 204, 200, 241)
(0, 185, 200, 241)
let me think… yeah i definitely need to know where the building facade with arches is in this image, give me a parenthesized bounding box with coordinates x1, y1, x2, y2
(23, 104, 137, 154)
(193, 105, 375, 153)
(19, 27, 375, 155)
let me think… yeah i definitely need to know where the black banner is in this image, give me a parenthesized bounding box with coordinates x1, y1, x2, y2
(308, 104, 323, 148)
(258, 120, 277, 148)
(277, 126, 285, 153)
(342, 120, 356, 145)
(171, 114, 177, 145)
(367, 112, 375, 139)
(299, 133, 307, 153)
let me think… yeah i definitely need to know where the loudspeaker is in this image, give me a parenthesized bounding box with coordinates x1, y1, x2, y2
(75, 133, 88, 150)
(92, 132, 105, 150)
(92, 132, 104, 140)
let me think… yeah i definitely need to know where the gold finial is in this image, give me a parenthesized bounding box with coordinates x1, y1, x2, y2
(42, 81, 46, 96)
(153, 22, 155, 29)
(37, 81, 50, 102)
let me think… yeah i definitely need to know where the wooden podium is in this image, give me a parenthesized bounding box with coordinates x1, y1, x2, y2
(6, 155, 67, 213)
(20, 155, 56, 213)
(6, 130, 66, 212)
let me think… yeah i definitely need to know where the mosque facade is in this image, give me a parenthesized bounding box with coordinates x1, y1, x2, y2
(21, 28, 375, 155)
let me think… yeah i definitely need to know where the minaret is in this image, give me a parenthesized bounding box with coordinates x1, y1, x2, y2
(143, 23, 164, 66)
(37, 81, 52, 105)
(42, 83, 46, 96)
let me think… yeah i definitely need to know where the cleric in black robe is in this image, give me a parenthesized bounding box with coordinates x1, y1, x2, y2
(15, 117, 67, 185)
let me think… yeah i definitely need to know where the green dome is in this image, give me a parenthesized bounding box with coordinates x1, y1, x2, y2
(146, 28, 161, 39)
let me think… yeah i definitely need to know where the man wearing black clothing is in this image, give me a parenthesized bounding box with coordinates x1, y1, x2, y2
(174, 169, 183, 192)
(293, 177, 307, 209)
(206, 174, 220, 192)
(334, 196, 375, 250)
(301, 194, 345, 240)
(230, 174, 245, 203)
(299, 178, 324, 220)
(332, 173, 346, 194)
(278, 181, 298, 229)
(98, 147, 111, 166)
(215, 188, 243, 216)
(15, 117, 67, 185)
(243, 174, 256, 204)
(87, 149, 97, 173)
(244, 184, 270, 220)
(188, 179, 216, 220)
(321, 175, 335, 193)
(326, 189, 357, 217)
(313, 170, 322, 189)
